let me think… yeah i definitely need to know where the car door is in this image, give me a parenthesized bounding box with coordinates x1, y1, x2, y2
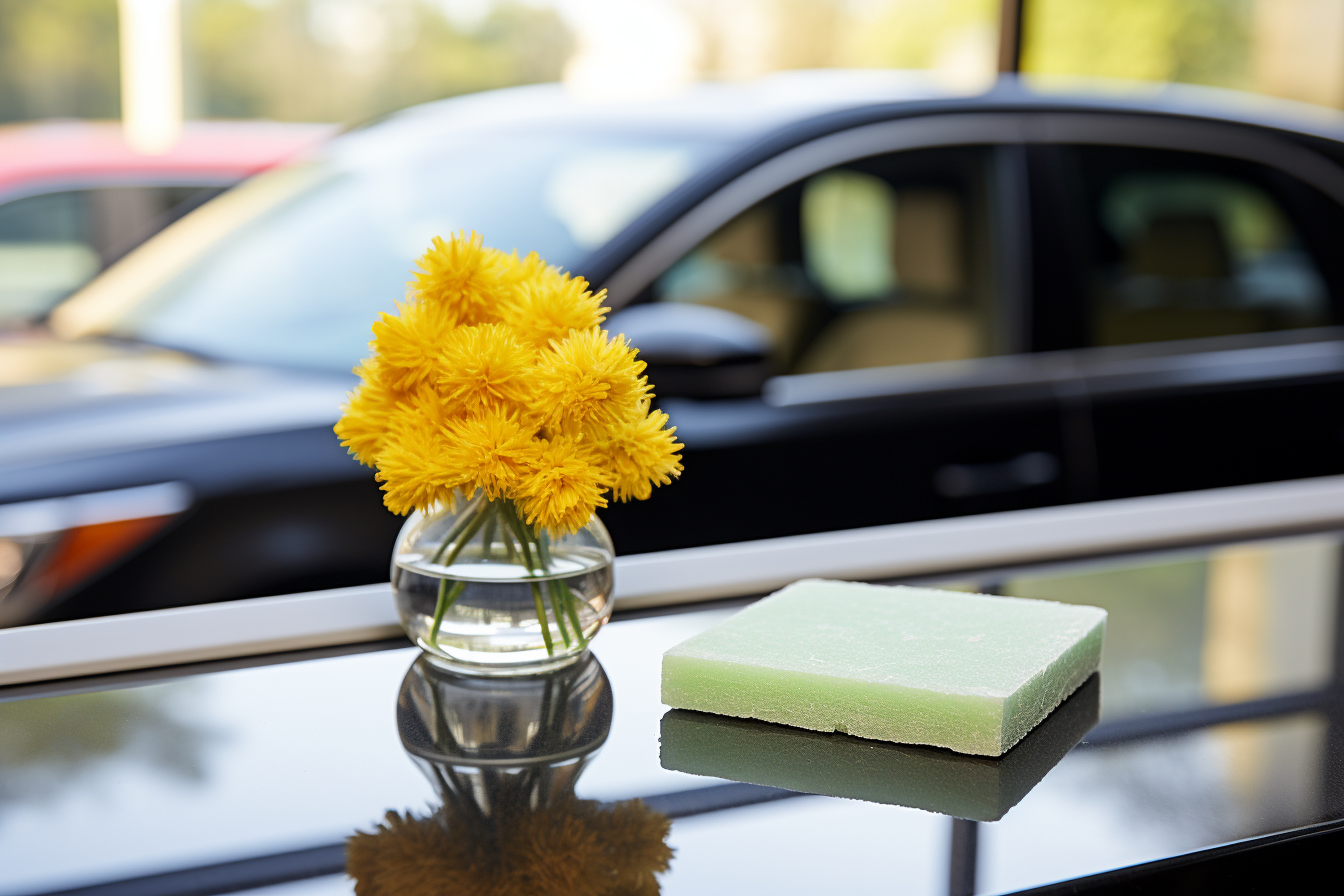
(595, 114, 1086, 554)
(1025, 114, 1344, 500)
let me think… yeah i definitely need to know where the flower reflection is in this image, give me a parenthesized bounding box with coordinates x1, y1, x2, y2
(347, 652, 672, 895)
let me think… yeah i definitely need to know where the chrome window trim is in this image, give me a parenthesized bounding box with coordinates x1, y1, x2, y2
(765, 327, 1344, 408)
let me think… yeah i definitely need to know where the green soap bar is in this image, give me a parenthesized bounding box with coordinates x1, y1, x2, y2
(661, 579, 1107, 756)
(660, 674, 1100, 821)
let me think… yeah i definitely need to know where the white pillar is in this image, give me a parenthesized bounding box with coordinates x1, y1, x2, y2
(118, 0, 183, 155)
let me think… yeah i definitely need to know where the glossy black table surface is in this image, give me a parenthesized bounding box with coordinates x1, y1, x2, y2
(3, 531, 1344, 895)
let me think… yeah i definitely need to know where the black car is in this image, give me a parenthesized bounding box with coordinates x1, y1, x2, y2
(5, 71, 1344, 626)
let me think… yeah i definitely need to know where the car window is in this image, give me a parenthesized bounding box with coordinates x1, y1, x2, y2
(650, 145, 1000, 375)
(1059, 146, 1334, 347)
(69, 134, 726, 372)
(0, 192, 99, 322)
(0, 185, 224, 324)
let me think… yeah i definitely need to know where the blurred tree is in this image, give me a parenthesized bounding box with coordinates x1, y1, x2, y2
(185, 0, 573, 124)
(0, 0, 121, 122)
(0, 0, 571, 126)
(841, 0, 995, 72)
(0, 0, 1334, 128)
(0, 686, 213, 812)
(1252, 0, 1344, 107)
(679, 0, 998, 91)
(758, 0, 843, 70)
(1022, 0, 1254, 91)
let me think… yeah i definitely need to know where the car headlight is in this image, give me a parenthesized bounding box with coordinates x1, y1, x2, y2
(0, 482, 191, 627)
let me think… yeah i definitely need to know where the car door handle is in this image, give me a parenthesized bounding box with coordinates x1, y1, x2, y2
(934, 452, 1060, 499)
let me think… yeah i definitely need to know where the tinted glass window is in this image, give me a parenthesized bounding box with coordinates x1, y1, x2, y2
(1060, 146, 1333, 347)
(97, 135, 724, 371)
(0, 192, 99, 322)
(650, 145, 999, 375)
(0, 186, 223, 324)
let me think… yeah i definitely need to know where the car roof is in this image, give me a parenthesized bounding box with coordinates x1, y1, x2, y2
(10, 74, 1343, 199)
(1003, 73, 1344, 144)
(334, 70, 1344, 162)
(324, 70, 967, 171)
(0, 120, 338, 198)
(373, 69, 960, 138)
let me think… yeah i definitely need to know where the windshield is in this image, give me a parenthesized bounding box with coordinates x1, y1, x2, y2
(55, 129, 726, 372)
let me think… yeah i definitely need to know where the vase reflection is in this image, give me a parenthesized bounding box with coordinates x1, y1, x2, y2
(347, 652, 672, 896)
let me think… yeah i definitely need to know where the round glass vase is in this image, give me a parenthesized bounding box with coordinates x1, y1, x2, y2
(391, 494, 615, 675)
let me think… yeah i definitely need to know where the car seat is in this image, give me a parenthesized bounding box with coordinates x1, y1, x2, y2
(1096, 213, 1263, 345)
(794, 189, 981, 373)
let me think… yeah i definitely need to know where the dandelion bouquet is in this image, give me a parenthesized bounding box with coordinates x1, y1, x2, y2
(335, 232, 682, 665)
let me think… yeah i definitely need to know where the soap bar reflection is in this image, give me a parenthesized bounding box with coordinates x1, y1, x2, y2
(346, 652, 673, 896)
(660, 674, 1100, 822)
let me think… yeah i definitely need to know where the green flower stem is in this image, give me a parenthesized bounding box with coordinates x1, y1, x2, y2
(499, 502, 558, 656)
(435, 501, 493, 570)
(424, 502, 493, 647)
(427, 579, 464, 645)
(534, 533, 572, 646)
(503, 504, 542, 574)
(548, 581, 572, 647)
(429, 493, 485, 565)
(560, 581, 589, 647)
(529, 582, 554, 656)
(536, 532, 588, 648)
(479, 511, 497, 561)
(499, 522, 519, 563)
(502, 503, 545, 578)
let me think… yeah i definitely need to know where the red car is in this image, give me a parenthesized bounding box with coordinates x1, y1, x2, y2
(0, 119, 335, 325)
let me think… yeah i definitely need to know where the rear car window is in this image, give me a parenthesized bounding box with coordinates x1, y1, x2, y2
(1058, 145, 1338, 348)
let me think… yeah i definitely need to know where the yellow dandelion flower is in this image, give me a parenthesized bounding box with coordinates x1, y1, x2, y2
(512, 249, 552, 281)
(440, 409, 541, 500)
(334, 357, 402, 467)
(400, 381, 457, 431)
(500, 264, 609, 350)
(491, 248, 551, 295)
(375, 405, 460, 515)
(436, 323, 535, 416)
(532, 328, 650, 433)
(409, 231, 517, 326)
(348, 236, 688, 524)
(596, 404, 684, 502)
(370, 299, 457, 391)
(516, 436, 610, 535)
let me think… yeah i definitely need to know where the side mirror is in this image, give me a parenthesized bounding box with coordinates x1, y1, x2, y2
(606, 303, 774, 399)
